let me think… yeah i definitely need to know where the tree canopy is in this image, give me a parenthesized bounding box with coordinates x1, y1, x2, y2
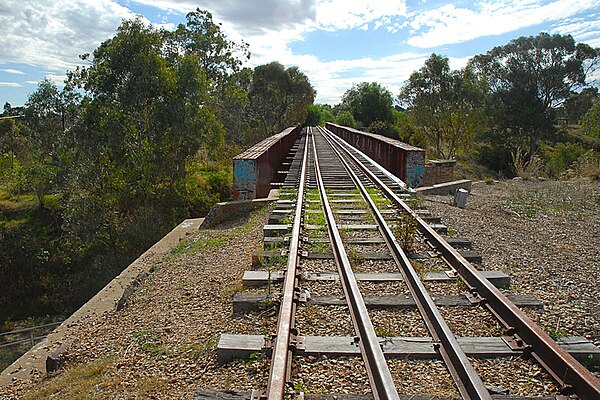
(248, 62, 315, 136)
(470, 32, 600, 158)
(340, 82, 393, 128)
(399, 54, 487, 159)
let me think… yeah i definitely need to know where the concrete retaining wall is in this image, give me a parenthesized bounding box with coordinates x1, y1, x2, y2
(414, 179, 472, 195)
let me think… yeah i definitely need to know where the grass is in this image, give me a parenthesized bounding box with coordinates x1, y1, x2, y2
(308, 241, 332, 254)
(279, 188, 298, 201)
(167, 234, 228, 259)
(181, 336, 218, 360)
(24, 356, 167, 399)
(503, 180, 600, 219)
(134, 329, 170, 357)
(374, 322, 399, 338)
(221, 279, 244, 299)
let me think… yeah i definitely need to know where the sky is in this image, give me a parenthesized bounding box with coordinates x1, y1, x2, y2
(1, 0, 600, 107)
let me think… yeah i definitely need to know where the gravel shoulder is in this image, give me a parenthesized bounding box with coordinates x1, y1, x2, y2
(1, 205, 273, 399)
(425, 179, 600, 348)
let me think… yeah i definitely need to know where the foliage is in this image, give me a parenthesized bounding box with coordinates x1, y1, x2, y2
(564, 88, 597, 124)
(399, 54, 487, 159)
(340, 82, 393, 129)
(392, 109, 420, 144)
(335, 110, 357, 128)
(581, 97, 600, 138)
(511, 148, 543, 180)
(248, 62, 316, 137)
(470, 33, 600, 158)
(305, 104, 334, 126)
(542, 142, 586, 177)
(368, 120, 389, 136)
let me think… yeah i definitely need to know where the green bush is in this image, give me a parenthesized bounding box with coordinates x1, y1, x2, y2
(543, 143, 586, 177)
(475, 143, 513, 176)
(335, 111, 357, 128)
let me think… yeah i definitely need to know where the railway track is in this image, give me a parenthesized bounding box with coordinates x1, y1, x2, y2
(216, 127, 600, 400)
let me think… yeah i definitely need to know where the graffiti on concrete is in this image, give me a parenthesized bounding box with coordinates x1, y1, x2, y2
(233, 159, 256, 200)
(406, 151, 425, 188)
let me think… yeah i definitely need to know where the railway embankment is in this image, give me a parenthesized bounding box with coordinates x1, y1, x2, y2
(1, 178, 598, 399)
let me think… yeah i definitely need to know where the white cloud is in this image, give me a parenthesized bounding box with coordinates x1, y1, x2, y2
(0, 69, 25, 74)
(0, 82, 22, 87)
(552, 16, 600, 45)
(314, 0, 407, 31)
(407, 0, 600, 48)
(0, 0, 138, 71)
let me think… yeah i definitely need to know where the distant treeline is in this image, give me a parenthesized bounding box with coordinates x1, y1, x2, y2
(306, 33, 600, 178)
(0, 9, 315, 325)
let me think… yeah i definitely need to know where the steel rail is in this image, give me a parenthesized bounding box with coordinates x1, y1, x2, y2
(318, 127, 491, 400)
(320, 127, 600, 400)
(311, 130, 400, 400)
(318, 127, 492, 400)
(262, 131, 310, 400)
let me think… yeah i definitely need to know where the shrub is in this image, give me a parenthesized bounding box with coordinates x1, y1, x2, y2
(543, 143, 586, 177)
(368, 120, 389, 135)
(568, 150, 600, 180)
(511, 148, 543, 180)
(335, 111, 357, 128)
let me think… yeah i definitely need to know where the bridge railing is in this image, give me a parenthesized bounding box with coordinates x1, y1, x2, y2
(233, 126, 302, 200)
(325, 123, 426, 187)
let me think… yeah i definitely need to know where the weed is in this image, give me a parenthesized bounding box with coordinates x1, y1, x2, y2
(182, 337, 218, 360)
(168, 233, 227, 259)
(309, 241, 332, 254)
(221, 279, 244, 298)
(374, 322, 399, 338)
(134, 329, 169, 356)
(25, 357, 117, 399)
(394, 213, 418, 252)
(347, 247, 365, 267)
(258, 254, 288, 270)
(279, 188, 298, 201)
(243, 351, 265, 366)
(292, 380, 307, 392)
(512, 147, 543, 180)
(305, 210, 326, 226)
(446, 227, 458, 237)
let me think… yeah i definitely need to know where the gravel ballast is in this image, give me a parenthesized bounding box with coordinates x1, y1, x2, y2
(2, 178, 598, 398)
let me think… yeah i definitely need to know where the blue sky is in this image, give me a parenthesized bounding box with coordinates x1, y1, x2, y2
(1, 0, 600, 107)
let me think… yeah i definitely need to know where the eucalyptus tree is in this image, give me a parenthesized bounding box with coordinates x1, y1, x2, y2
(248, 61, 316, 137)
(470, 32, 600, 158)
(340, 82, 393, 128)
(399, 54, 487, 159)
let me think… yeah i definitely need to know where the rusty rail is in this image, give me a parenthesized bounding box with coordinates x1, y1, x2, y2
(320, 127, 600, 400)
(311, 128, 400, 400)
(319, 127, 491, 400)
(258, 133, 310, 400)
